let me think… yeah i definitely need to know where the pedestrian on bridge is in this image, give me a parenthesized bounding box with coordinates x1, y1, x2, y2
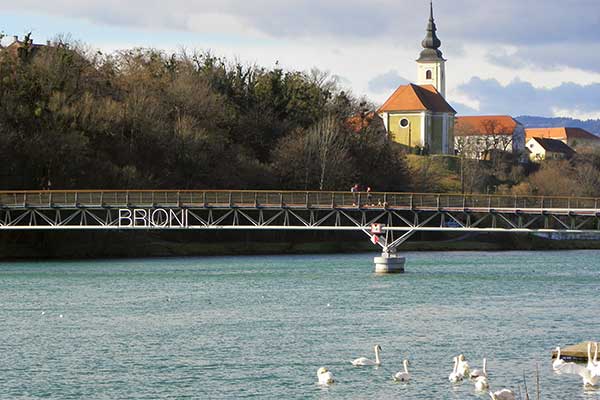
(351, 184, 359, 206)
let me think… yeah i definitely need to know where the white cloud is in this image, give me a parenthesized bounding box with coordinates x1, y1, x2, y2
(4, 0, 600, 118)
(457, 77, 600, 117)
(367, 70, 410, 93)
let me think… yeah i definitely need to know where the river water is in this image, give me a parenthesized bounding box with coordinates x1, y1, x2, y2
(1, 251, 599, 399)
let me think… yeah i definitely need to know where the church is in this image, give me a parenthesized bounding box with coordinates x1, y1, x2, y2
(377, 2, 456, 155)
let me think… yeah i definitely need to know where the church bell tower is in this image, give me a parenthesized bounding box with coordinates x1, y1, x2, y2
(416, 1, 446, 97)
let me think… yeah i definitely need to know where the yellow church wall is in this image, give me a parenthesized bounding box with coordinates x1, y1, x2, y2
(388, 113, 422, 148)
(430, 116, 443, 153)
(448, 116, 455, 154)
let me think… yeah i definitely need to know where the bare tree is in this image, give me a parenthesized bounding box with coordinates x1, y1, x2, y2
(478, 119, 513, 159)
(307, 68, 338, 94)
(306, 113, 349, 190)
(574, 162, 600, 197)
(454, 120, 480, 159)
(455, 119, 513, 160)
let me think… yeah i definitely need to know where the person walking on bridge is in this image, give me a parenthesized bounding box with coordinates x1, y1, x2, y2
(351, 184, 359, 206)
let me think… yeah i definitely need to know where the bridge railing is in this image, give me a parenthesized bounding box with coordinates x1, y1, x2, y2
(0, 190, 598, 210)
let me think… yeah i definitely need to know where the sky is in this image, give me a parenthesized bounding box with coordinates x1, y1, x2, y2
(2, 0, 600, 118)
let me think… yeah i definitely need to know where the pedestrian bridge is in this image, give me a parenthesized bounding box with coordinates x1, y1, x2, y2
(2, 190, 599, 272)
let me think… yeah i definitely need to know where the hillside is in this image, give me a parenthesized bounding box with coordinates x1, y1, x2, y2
(516, 116, 600, 136)
(0, 42, 409, 192)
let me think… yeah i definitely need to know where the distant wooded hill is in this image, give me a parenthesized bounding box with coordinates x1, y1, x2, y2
(516, 116, 600, 136)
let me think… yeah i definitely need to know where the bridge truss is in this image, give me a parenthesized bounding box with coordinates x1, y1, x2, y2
(2, 189, 600, 254)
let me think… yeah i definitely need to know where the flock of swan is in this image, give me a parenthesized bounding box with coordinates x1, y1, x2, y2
(317, 344, 515, 399)
(553, 342, 600, 387)
(317, 342, 600, 398)
(446, 354, 515, 400)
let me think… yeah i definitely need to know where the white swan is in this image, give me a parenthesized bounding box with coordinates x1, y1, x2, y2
(393, 359, 410, 382)
(555, 362, 600, 386)
(588, 342, 600, 377)
(470, 358, 487, 379)
(552, 347, 567, 371)
(457, 354, 470, 376)
(317, 367, 335, 385)
(592, 342, 600, 373)
(587, 342, 595, 371)
(474, 376, 489, 391)
(352, 344, 382, 366)
(449, 356, 463, 383)
(488, 388, 516, 400)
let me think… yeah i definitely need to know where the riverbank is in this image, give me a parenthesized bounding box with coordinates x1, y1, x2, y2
(2, 230, 600, 260)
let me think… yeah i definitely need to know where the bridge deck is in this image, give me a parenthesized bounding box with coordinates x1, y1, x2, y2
(1, 190, 600, 234)
(1, 190, 599, 214)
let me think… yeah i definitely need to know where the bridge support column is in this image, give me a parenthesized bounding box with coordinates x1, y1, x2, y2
(371, 230, 415, 274)
(374, 251, 406, 273)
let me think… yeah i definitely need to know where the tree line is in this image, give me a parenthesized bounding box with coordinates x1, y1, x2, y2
(0, 37, 409, 192)
(410, 148, 600, 198)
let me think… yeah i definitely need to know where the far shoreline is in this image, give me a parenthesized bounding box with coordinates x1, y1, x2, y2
(2, 230, 600, 261)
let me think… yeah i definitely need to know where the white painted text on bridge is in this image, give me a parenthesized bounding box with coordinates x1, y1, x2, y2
(118, 209, 189, 228)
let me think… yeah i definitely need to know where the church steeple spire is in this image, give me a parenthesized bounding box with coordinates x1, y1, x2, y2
(418, 1, 444, 62)
(416, 0, 446, 97)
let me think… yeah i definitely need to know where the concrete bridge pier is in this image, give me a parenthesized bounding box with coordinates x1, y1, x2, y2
(371, 229, 415, 273)
(374, 251, 406, 273)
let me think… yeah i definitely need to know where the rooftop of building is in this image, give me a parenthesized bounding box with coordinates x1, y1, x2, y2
(346, 111, 384, 133)
(0, 35, 53, 58)
(455, 116, 520, 136)
(525, 127, 600, 141)
(417, 1, 445, 62)
(377, 84, 455, 114)
(527, 137, 576, 155)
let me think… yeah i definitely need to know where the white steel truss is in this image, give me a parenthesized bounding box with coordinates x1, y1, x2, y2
(2, 190, 600, 253)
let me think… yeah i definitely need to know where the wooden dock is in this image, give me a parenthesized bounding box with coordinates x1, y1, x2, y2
(552, 341, 599, 362)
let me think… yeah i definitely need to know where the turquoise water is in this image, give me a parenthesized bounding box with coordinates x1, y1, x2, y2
(1, 251, 600, 399)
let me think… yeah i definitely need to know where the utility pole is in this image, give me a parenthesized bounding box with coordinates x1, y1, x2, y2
(460, 155, 465, 193)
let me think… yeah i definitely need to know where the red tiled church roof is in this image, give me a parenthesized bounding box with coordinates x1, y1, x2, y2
(377, 84, 455, 114)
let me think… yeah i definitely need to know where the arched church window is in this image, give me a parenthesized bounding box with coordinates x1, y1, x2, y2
(426, 70, 432, 80)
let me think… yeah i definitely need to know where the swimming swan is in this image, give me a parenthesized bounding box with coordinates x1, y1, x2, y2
(352, 344, 382, 366)
(457, 354, 470, 376)
(393, 359, 410, 382)
(474, 376, 489, 391)
(317, 367, 335, 385)
(488, 388, 516, 400)
(555, 362, 600, 386)
(591, 342, 600, 375)
(470, 358, 487, 379)
(588, 342, 595, 371)
(449, 356, 463, 383)
(552, 347, 567, 371)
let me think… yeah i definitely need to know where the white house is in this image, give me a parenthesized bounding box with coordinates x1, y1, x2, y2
(526, 137, 575, 162)
(454, 116, 525, 159)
